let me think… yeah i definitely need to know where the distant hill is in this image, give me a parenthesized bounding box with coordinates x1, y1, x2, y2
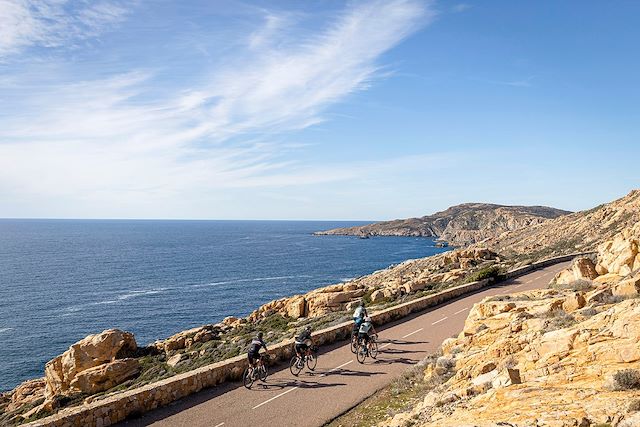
(481, 189, 640, 261)
(315, 203, 571, 246)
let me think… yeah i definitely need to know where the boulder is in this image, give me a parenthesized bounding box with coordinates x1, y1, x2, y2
(595, 224, 640, 276)
(491, 368, 521, 389)
(7, 378, 45, 412)
(167, 353, 186, 368)
(562, 292, 586, 312)
(158, 324, 219, 353)
(68, 359, 140, 395)
(44, 329, 137, 398)
(551, 257, 598, 285)
(537, 329, 579, 357)
(284, 295, 306, 318)
(370, 289, 386, 303)
(612, 275, 640, 296)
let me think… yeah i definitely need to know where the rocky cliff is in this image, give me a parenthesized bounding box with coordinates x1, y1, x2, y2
(362, 215, 640, 426)
(315, 203, 570, 246)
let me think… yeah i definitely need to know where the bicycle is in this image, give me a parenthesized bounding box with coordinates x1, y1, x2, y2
(356, 334, 378, 364)
(289, 345, 318, 376)
(350, 327, 359, 354)
(243, 353, 268, 389)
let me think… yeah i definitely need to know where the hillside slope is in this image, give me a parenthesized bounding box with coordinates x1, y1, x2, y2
(315, 203, 570, 246)
(482, 189, 640, 261)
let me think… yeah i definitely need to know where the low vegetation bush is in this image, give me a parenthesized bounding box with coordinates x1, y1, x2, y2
(549, 279, 594, 292)
(465, 265, 504, 284)
(543, 309, 577, 331)
(614, 369, 640, 390)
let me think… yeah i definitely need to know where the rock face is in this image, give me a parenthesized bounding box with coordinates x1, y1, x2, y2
(380, 221, 640, 427)
(550, 257, 599, 285)
(44, 329, 138, 398)
(249, 247, 498, 320)
(316, 203, 569, 246)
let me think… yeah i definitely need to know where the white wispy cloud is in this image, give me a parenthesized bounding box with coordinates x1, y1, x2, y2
(0, 0, 434, 217)
(0, 0, 130, 58)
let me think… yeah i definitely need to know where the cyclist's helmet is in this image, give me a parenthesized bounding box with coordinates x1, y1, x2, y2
(305, 325, 311, 332)
(257, 332, 263, 339)
(364, 316, 372, 322)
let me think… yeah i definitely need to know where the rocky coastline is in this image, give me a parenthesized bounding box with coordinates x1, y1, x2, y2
(2, 190, 638, 426)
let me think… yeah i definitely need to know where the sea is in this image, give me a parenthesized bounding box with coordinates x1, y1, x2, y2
(0, 219, 449, 391)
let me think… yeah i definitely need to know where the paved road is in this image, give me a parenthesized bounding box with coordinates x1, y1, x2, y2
(120, 262, 569, 427)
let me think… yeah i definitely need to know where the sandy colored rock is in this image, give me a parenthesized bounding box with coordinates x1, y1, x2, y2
(562, 292, 586, 312)
(612, 274, 640, 296)
(551, 257, 598, 285)
(44, 329, 137, 398)
(69, 359, 140, 395)
(157, 324, 219, 353)
(7, 378, 45, 412)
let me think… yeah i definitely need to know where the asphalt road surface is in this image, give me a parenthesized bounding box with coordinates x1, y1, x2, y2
(119, 261, 570, 427)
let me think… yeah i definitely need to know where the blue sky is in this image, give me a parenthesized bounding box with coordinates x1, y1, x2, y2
(0, 0, 638, 220)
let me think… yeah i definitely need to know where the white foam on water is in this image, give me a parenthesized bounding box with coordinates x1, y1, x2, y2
(194, 275, 313, 288)
(0, 328, 13, 334)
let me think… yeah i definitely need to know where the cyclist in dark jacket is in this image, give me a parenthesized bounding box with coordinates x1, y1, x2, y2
(247, 332, 268, 367)
(295, 326, 312, 356)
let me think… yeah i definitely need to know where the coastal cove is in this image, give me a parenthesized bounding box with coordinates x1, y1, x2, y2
(0, 219, 449, 391)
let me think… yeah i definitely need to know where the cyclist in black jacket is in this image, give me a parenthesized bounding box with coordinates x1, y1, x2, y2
(295, 326, 312, 357)
(247, 332, 268, 367)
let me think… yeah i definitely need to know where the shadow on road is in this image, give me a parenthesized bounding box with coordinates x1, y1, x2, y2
(372, 356, 420, 366)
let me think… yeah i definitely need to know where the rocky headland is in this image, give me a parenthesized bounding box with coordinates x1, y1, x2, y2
(315, 203, 570, 246)
(2, 190, 638, 426)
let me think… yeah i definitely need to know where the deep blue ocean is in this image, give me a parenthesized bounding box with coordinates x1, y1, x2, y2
(0, 219, 448, 391)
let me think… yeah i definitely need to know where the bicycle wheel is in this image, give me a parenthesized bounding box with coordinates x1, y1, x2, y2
(243, 367, 254, 389)
(350, 334, 358, 354)
(356, 344, 367, 364)
(259, 364, 268, 381)
(306, 353, 317, 371)
(369, 341, 379, 359)
(289, 356, 303, 376)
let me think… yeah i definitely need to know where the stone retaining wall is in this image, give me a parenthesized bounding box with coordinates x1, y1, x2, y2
(24, 253, 587, 427)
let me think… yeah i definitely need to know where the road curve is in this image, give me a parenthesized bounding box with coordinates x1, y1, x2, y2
(119, 262, 570, 427)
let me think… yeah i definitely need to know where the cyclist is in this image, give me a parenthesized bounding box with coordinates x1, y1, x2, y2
(352, 301, 368, 335)
(358, 316, 377, 347)
(295, 325, 313, 357)
(247, 332, 268, 367)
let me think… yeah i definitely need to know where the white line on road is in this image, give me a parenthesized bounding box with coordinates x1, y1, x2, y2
(380, 342, 392, 349)
(526, 279, 533, 284)
(320, 360, 353, 377)
(252, 387, 299, 410)
(402, 328, 424, 338)
(431, 317, 448, 325)
(453, 307, 468, 315)
(214, 423, 225, 427)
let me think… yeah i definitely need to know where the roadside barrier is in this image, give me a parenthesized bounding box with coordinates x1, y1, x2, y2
(24, 252, 590, 426)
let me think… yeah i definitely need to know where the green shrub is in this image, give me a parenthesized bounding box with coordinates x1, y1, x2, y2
(465, 265, 503, 284)
(614, 369, 640, 390)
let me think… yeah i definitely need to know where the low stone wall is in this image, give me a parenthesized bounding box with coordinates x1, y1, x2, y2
(24, 253, 586, 427)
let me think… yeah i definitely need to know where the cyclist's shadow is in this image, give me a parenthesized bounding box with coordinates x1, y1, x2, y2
(248, 377, 346, 391)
